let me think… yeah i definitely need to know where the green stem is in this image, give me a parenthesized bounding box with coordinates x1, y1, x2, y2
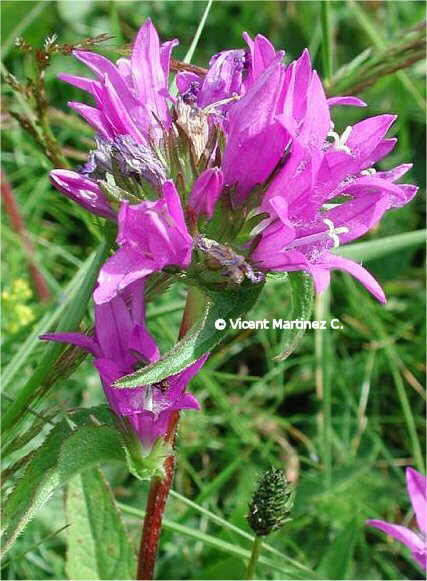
(315, 290, 332, 487)
(246, 535, 262, 580)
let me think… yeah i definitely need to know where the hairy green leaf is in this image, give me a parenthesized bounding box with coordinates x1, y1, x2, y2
(1, 407, 125, 557)
(115, 281, 264, 388)
(65, 467, 135, 580)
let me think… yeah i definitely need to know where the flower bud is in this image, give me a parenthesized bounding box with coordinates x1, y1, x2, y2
(49, 169, 116, 220)
(247, 467, 294, 536)
(189, 167, 224, 219)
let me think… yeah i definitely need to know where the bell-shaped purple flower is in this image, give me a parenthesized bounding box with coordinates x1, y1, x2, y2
(367, 468, 426, 570)
(221, 62, 290, 206)
(94, 180, 192, 304)
(188, 167, 224, 219)
(249, 52, 417, 303)
(41, 281, 206, 450)
(58, 18, 177, 142)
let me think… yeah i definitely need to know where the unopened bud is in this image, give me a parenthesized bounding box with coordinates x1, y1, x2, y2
(247, 467, 294, 536)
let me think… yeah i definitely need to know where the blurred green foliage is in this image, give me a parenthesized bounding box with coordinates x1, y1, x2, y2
(1, 1, 425, 580)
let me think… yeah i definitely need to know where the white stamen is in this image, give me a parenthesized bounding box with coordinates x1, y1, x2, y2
(340, 125, 352, 145)
(326, 130, 340, 148)
(326, 125, 353, 154)
(361, 168, 376, 176)
(323, 218, 349, 248)
(280, 219, 348, 252)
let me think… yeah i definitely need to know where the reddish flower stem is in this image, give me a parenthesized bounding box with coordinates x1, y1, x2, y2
(136, 288, 204, 580)
(136, 413, 179, 580)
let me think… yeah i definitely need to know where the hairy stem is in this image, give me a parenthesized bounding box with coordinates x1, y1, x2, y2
(136, 414, 179, 580)
(136, 287, 205, 580)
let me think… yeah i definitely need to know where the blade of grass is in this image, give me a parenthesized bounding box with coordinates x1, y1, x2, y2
(343, 277, 425, 473)
(183, 0, 214, 64)
(315, 290, 333, 488)
(0, 524, 69, 570)
(169, 490, 317, 577)
(320, 0, 334, 83)
(335, 230, 426, 261)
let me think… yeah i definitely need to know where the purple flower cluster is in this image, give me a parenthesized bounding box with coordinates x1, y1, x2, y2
(46, 19, 417, 452)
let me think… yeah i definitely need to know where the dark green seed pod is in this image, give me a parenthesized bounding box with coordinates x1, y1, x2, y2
(247, 467, 294, 536)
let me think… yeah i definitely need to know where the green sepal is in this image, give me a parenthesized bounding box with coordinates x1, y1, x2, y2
(124, 436, 172, 481)
(99, 179, 141, 205)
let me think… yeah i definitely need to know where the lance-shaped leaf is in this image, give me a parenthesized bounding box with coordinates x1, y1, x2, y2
(1, 406, 125, 558)
(273, 271, 314, 361)
(114, 281, 264, 388)
(65, 467, 136, 580)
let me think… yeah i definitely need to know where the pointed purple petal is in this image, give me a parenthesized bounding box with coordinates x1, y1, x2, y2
(296, 71, 330, 149)
(189, 167, 224, 218)
(320, 254, 386, 303)
(367, 520, 424, 554)
(375, 163, 412, 182)
(222, 63, 289, 205)
(346, 114, 397, 164)
(177, 392, 201, 411)
(94, 247, 155, 304)
(130, 324, 160, 364)
(68, 101, 113, 140)
(58, 73, 99, 95)
(368, 138, 397, 166)
(100, 74, 147, 143)
(324, 191, 393, 244)
(243, 32, 281, 86)
(327, 96, 367, 107)
(73, 50, 134, 109)
(40, 332, 99, 356)
(94, 294, 134, 360)
(406, 468, 427, 535)
(160, 38, 179, 79)
(131, 18, 170, 127)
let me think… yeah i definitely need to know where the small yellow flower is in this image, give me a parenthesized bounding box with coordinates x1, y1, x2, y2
(2, 279, 35, 334)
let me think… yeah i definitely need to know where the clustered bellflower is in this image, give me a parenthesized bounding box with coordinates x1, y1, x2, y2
(367, 468, 426, 570)
(42, 280, 206, 451)
(46, 19, 417, 455)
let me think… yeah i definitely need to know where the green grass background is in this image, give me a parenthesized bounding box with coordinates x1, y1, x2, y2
(1, 1, 426, 579)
